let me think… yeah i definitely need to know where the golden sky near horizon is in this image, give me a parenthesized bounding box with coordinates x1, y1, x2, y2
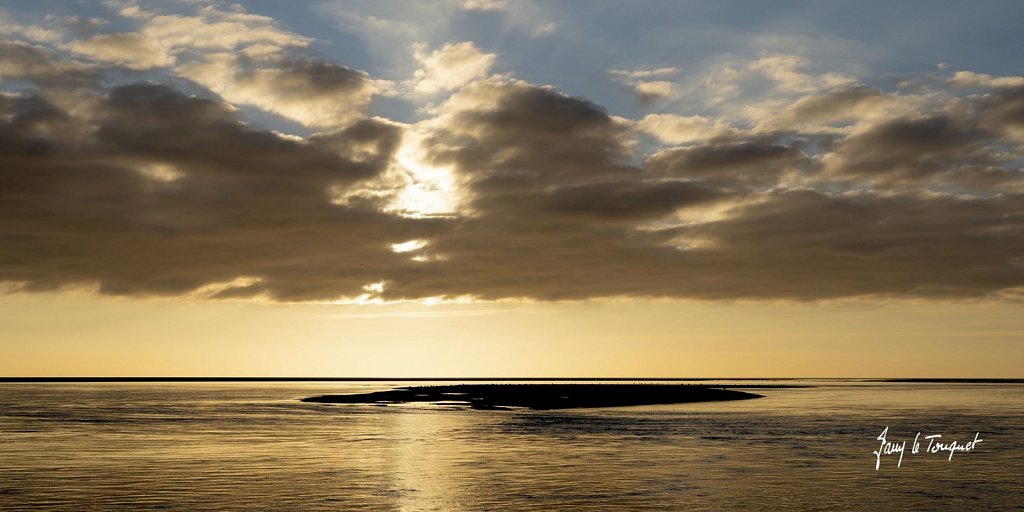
(2, 292, 1022, 377)
(2, 1, 1024, 377)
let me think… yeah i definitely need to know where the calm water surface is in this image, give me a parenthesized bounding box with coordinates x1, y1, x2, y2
(1, 381, 1022, 511)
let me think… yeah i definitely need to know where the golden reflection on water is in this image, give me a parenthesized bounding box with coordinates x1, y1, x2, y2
(388, 407, 462, 512)
(0, 382, 1022, 511)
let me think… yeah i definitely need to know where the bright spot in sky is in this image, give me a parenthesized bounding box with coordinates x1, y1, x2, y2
(137, 162, 184, 182)
(391, 131, 460, 217)
(391, 239, 428, 253)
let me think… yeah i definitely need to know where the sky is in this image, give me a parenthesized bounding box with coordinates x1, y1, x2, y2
(1, 0, 1023, 377)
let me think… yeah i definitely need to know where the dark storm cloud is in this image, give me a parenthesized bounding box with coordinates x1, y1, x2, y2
(645, 138, 816, 187)
(382, 184, 1024, 301)
(382, 188, 1024, 301)
(96, 83, 393, 184)
(379, 80, 1024, 301)
(2, 40, 1024, 302)
(272, 59, 370, 96)
(536, 180, 725, 221)
(824, 113, 1021, 188)
(0, 82, 443, 301)
(978, 84, 1024, 138)
(423, 81, 636, 196)
(676, 190, 1024, 299)
(426, 81, 727, 220)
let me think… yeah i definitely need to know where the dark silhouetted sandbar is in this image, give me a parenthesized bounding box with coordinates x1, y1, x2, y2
(302, 384, 763, 410)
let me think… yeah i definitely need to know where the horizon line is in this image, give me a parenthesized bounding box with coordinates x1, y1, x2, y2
(1, 377, 1023, 383)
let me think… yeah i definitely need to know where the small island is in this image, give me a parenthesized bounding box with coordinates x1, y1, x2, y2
(302, 383, 763, 410)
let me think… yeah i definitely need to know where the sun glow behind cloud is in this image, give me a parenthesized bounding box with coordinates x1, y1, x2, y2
(390, 130, 462, 217)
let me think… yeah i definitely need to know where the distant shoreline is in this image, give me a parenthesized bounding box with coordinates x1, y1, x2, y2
(1, 377, 1021, 383)
(302, 384, 765, 410)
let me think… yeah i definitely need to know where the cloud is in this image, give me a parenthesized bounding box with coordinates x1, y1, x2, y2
(312, 0, 553, 86)
(0, 11, 62, 43)
(179, 54, 378, 128)
(977, 84, 1024, 142)
(531, 21, 557, 37)
(785, 85, 891, 124)
(951, 70, 1024, 89)
(608, 67, 679, 104)
(46, 3, 369, 128)
(459, 0, 507, 11)
(151, 5, 379, 128)
(646, 138, 816, 187)
(0, 80, 442, 301)
(0, 40, 98, 87)
(748, 53, 852, 93)
(608, 67, 679, 80)
(632, 80, 676, 103)
(535, 180, 726, 221)
(395, 76, 1024, 301)
(68, 32, 173, 70)
(637, 114, 733, 144)
(3, 15, 1024, 303)
(821, 114, 1017, 188)
(420, 78, 635, 194)
(134, 5, 309, 53)
(411, 41, 496, 95)
(675, 189, 1024, 300)
(690, 54, 861, 121)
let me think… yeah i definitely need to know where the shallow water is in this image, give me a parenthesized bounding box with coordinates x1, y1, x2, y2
(1, 381, 1022, 511)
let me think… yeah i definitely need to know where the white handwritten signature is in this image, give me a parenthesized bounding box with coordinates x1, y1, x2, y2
(873, 426, 983, 470)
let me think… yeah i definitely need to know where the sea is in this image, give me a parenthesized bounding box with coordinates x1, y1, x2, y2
(1, 380, 1022, 511)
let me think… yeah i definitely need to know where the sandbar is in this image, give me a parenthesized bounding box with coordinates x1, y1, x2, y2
(302, 383, 763, 410)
